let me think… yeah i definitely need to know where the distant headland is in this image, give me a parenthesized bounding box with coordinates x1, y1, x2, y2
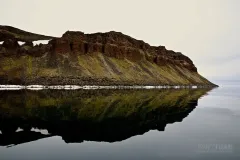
(0, 25, 216, 86)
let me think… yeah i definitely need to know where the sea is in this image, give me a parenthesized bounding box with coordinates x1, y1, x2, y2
(0, 81, 239, 160)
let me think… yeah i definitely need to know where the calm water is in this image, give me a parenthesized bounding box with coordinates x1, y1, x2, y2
(0, 84, 239, 160)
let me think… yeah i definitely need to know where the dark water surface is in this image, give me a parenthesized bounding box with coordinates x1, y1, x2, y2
(0, 85, 239, 160)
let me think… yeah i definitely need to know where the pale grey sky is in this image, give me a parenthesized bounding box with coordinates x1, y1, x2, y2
(1, 0, 239, 81)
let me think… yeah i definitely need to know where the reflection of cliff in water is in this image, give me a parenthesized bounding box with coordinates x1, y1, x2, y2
(0, 89, 212, 147)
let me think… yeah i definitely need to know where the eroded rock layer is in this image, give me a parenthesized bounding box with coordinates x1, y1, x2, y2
(0, 25, 214, 86)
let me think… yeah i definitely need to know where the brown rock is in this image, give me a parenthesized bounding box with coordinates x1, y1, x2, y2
(0, 27, 199, 73)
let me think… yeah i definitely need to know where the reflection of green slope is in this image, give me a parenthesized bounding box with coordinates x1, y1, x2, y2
(0, 89, 210, 121)
(0, 89, 213, 144)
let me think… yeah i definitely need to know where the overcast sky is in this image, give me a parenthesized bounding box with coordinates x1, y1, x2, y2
(1, 0, 239, 81)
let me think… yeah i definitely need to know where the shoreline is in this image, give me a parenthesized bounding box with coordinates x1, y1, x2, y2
(0, 84, 218, 90)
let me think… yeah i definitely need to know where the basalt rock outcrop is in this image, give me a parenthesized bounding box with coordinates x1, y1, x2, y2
(0, 25, 215, 86)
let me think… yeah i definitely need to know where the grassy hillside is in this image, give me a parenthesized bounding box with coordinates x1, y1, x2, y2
(0, 53, 211, 85)
(0, 89, 210, 121)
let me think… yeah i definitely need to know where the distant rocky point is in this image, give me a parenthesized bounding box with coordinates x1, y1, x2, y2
(0, 25, 216, 86)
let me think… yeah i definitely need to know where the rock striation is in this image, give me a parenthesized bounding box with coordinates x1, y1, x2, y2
(0, 25, 216, 86)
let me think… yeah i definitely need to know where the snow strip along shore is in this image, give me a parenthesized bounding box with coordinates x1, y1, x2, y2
(0, 85, 214, 90)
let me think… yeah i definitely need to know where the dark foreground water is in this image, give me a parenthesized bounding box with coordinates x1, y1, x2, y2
(0, 84, 239, 160)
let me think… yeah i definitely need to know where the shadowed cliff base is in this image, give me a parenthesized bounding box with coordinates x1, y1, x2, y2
(0, 25, 216, 86)
(0, 88, 212, 146)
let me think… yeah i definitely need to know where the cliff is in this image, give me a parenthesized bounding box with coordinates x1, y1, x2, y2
(0, 25, 215, 86)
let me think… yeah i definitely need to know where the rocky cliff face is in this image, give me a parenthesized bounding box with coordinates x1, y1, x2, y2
(0, 25, 215, 86)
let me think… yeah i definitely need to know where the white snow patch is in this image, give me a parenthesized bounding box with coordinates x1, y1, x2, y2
(16, 128, 23, 132)
(48, 86, 64, 90)
(26, 85, 44, 90)
(174, 86, 181, 89)
(144, 86, 155, 89)
(0, 41, 3, 45)
(0, 85, 21, 88)
(33, 40, 50, 46)
(0, 88, 22, 90)
(31, 128, 49, 135)
(0, 85, 208, 90)
(0, 85, 24, 90)
(28, 88, 44, 90)
(64, 85, 82, 89)
(83, 85, 101, 90)
(18, 41, 25, 46)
